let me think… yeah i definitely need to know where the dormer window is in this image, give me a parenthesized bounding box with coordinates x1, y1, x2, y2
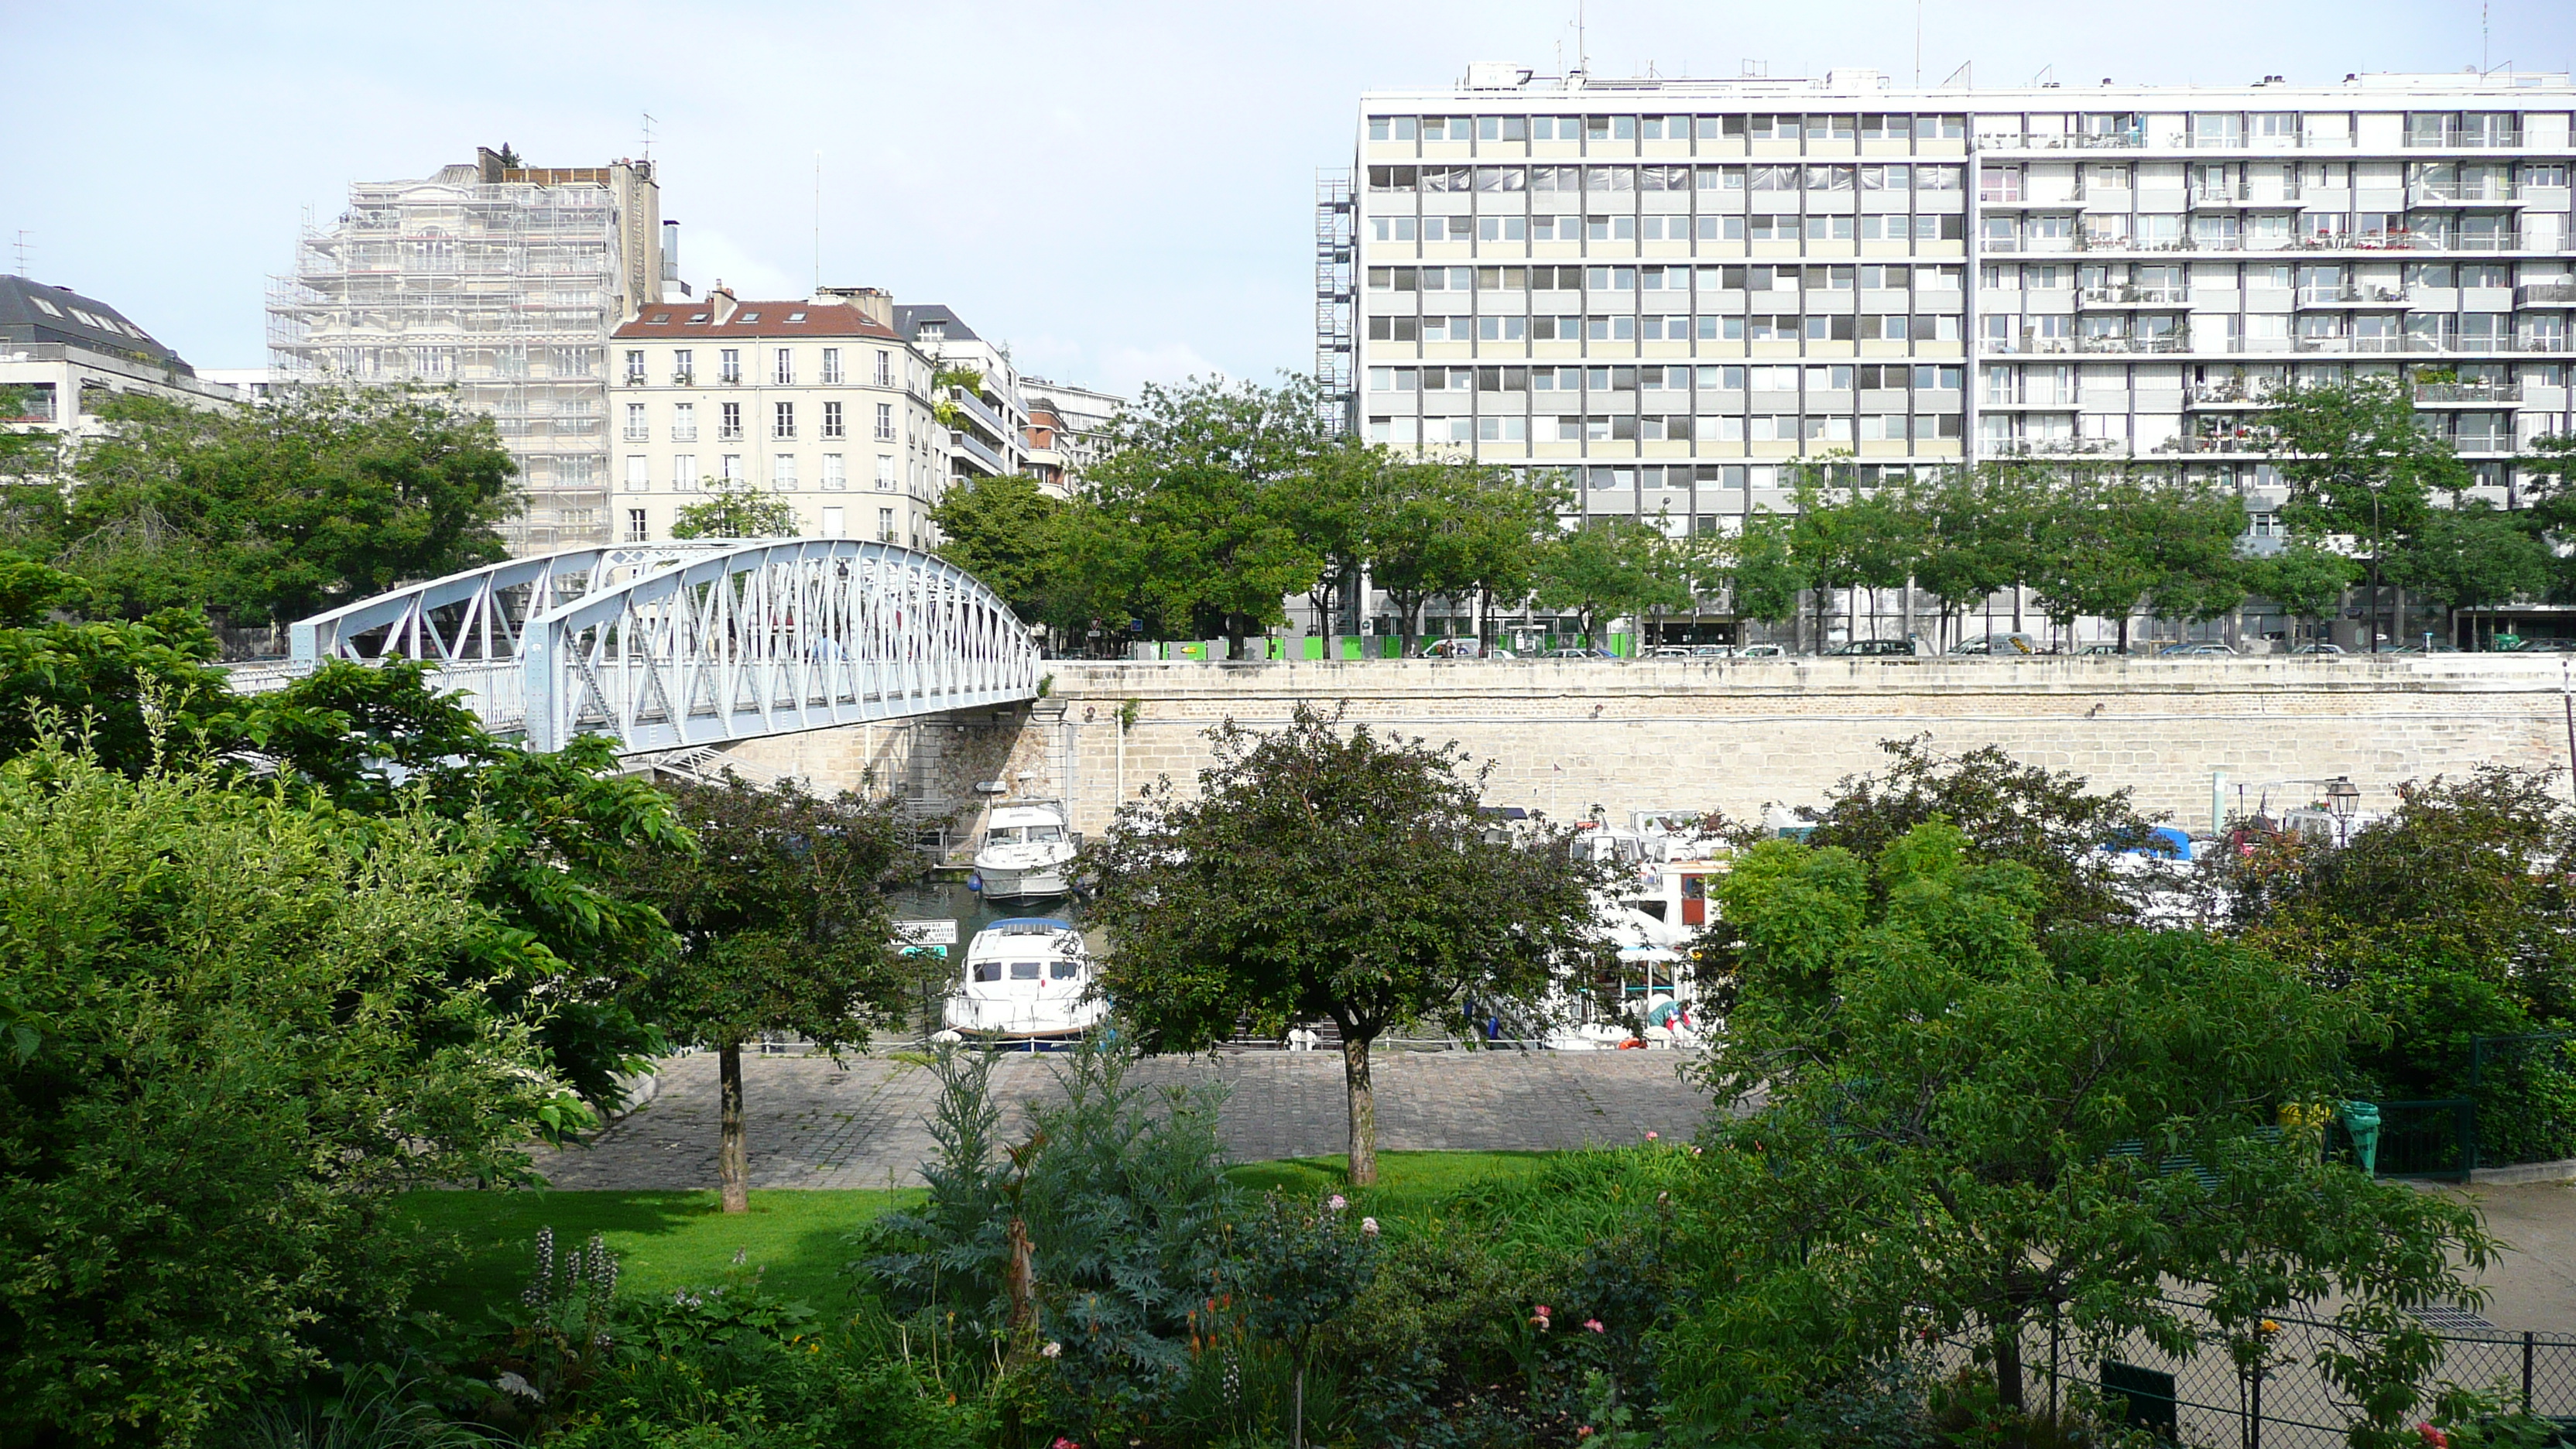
(646, 313, 671, 324)
(687, 313, 709, 324)
(787, 310, 807, 323)
(739, 311, 761, 322)
(918, 321, 946, 341)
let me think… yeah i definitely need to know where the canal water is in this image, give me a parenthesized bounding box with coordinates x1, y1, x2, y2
(886, 879, 1087, 1033)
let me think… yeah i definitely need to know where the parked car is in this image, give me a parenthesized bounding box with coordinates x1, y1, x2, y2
(1824, 639, 1917, 657)
(1689, 644, 1736, 658)
(1646, 645, 1697, 658)
(2289, 642, 2345, 656)
(2158, 642, 2239, 657)
(1544, 646, 1615, 659)
(1734, 643, 1786, 658)
(2075, 643, 2126, 656)
(1950, 632, 2041, 656)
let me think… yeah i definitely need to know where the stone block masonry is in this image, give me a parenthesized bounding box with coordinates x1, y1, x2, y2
(719, 656, 2576, 837)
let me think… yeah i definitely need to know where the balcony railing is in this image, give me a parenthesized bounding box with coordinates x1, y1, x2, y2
(2158, 434, 2264, 454)
(2184, 384, 2287, 407)
(2518, 283, 2576, 307)
(2078, 285, 2190, 307)
(2408, 181, 2523, 204)
(2295, 286, 2410, 306)
(2413, 382, 2523, 404)
(2191, 187, 2304, 206)
(2293, 334, 2569, 355)
(1983, 437, 2127, 457)
(1976, 132, 2144, 151)
(2403, 132, 2523, 149)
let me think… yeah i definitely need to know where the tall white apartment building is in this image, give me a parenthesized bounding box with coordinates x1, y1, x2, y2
(271, 148, 667, 554)
(896, 305, 1029, 482)
(606, 286, 946, 548)
(2, 276, 239, 450)
(1334, 66, 2576, 553)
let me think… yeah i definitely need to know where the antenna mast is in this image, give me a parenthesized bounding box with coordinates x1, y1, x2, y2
(641, 111, 656, 162)
(813, 153, 822, 291)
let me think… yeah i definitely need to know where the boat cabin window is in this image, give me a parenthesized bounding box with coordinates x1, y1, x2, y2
(987, 826, 1023, 844)
(1010, 961, 1043, 981)
(1055, 959, 1083, 979)
(1028, 824, 1066, 843)
(973, 961, 1003, 982)
(1625, 898, 1667, 922)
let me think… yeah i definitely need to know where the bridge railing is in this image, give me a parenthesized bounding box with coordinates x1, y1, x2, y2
(289, 538, 1040, 751)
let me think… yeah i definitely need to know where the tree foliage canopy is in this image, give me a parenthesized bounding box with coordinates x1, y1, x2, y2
(53, 385, 517, 624)
(670, 474, 802, 540)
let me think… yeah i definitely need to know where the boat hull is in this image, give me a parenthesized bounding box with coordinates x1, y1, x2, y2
(974, 862, 1071, 899)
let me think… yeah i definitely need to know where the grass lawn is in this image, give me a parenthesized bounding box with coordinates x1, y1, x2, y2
(393, 1188, 920, 1320)
(395, 1151, 1565, 1324)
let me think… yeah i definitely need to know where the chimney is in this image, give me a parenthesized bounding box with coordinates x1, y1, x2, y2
(815, 285, 894, 328)
(476, 146, 505, 183)
(707, 285, 738, 324)
(661, 219, 680, 282)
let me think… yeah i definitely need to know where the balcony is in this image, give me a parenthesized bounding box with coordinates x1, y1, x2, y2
(2078, 285, 2189, 307)
(2295, 285, 2411, 307)
(1975, 132, 2144, 152)
(2403, 132, 2523, 149)
(2413, 382, 2523, 405)
(2519, 283, 2576, 307)
(1984, 437, 2127, 457)
(2408, 181, 2523, 205)
(2157, 432, 2267, 454)
(2076, 334, 2188, 354)
(949, 428, 1005, 474)
(2191, 187, 2303, 207)
(2184, 384, 2287, 408)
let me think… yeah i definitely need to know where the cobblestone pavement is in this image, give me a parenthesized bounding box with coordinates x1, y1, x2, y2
(530, 1048, 1717, 1190)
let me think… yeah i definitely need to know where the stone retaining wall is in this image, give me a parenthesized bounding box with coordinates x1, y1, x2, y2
(719, 656, 2576, 837)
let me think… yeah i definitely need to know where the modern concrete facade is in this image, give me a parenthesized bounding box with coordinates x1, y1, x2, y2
(1331, 66, 2576, 635)
(270, 148, 666, 553)
(605, 286, 945, 548)
(1, 276, 238, 451)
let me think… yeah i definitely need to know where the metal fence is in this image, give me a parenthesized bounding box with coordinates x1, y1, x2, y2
(1952, 1300, 2576, 1449)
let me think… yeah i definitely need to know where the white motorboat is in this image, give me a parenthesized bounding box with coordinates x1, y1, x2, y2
(940, 917, 1108, 1041)
(972, 800, 1077, 900)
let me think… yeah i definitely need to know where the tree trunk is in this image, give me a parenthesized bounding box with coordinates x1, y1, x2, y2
(718, 1043, 749, 1214)
(1341, 1029, 1379, 1187)
(1995, 1320, 2026, 1412)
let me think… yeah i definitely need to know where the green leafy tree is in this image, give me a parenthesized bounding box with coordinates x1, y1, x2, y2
(1360, 457, 1512, 652)
(2247, 543, 2361, 650)
(61, 385, 516, 624)
(1667, 820, 2497, 1442)
(2030, 471, 2240, 651)
(1083, 704, 1605, 1184)
(670, 474, 801, 540)
(928, 472, 1062, 625)
(2386, 502, 2551, 649)
(1723, 509, 1810, 637)
(2259, 378, 2466, 651)
(0, 741, 584, 1446)
(1057, 376, 1338, 654)
(621, 774, 917, 1211)
(1533, 517, 1693, 649)
(0, 560, 244, 776)
(1913, 466, 2042, 647)
(1, 383, 63, 498)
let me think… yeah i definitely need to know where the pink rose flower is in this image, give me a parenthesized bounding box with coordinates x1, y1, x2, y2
(1584, 1318, 1605, 1333)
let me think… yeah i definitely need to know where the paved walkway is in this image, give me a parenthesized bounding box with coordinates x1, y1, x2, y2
(530, 1048, 1717, 1190)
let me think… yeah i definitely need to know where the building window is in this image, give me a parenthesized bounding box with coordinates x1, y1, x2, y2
(624, 455, 649, 491)
(820, 505, 845, 537)
(774, 348, 795, 385)
(624, 349, 645, 385)
(821, 348, 843, 385)
(875, 454, 897, 488)
(673, 454, 697, 490)
(719, 348, 741, 384)
(879, 506, 896, 540)
(823, 454, 846, 490)
(822, 400, 844, 439)
(773, 454, 798, 490)
(721, 454, 743, 481)
(875, 349, 892, 386)
(625, 508, 648, 543)
(623, 402, 647, 441)
(719, 402, 742, 440)
(875, 402, 896, 440)
(773, 401, 796, 439)
(672, 402, 697, 441)
(672, 348, 694, 383)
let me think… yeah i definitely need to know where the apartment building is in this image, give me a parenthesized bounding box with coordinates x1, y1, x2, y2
(270, 147, 666, 553)
(605, 286, 945, 548)
(1, 276, 238, 450)
(1022, 378, 1124, 495)
(1334, 65, 2576, 575)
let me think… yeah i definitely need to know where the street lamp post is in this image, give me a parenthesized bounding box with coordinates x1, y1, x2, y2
(2326, 776, 2360, 847)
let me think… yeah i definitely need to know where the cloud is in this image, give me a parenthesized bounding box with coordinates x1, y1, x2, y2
(1096, 342, 1231, 398)
(673, 228, 801, 301)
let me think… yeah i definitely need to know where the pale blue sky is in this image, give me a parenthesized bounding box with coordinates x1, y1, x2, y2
(5, 1, 2570, 398)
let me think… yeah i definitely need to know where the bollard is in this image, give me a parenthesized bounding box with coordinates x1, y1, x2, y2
(2341, 1100, 2382, 1177)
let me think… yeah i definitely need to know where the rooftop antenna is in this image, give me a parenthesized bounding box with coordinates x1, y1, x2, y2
(2482, 2, 2489, 74)
(641, 111, 656, 162)
(812, 152, 823, 292)
(1577, 0, 1588, 74)
(1914, 0, 1923, 87)
(1942, 60, 1972, 89)
(11, 231, 27, 278)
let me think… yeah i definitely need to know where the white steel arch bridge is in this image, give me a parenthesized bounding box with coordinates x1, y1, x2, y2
(288, 538, 1042, 752)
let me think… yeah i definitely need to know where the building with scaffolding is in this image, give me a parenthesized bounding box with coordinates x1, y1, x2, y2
(269, 147, 667, 553)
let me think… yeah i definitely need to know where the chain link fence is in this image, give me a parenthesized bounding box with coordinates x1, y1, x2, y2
(1943, 1300, 2576, 1449)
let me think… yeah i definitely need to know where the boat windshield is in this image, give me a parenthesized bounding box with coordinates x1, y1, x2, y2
(973, 961, 1003, 982)
(1010, 961, 1042, 981)
(986, 827, 1024, 845)
(1027, 824, 1066, 843)
(1056, 959, 1083, 979)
